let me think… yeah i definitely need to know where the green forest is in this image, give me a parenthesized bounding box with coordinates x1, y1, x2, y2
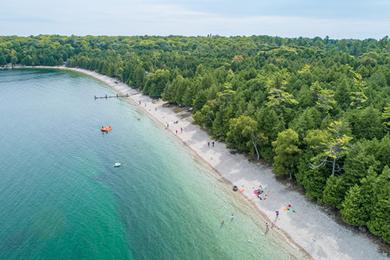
(1, 35, 390, 244)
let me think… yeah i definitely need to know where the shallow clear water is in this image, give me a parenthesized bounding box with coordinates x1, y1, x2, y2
(0, 69, 299, 259)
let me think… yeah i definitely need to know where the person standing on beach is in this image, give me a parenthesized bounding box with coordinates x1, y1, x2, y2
(208, 141, 210, 147)
(212, 141, 215, 147)
(180, 127, 183, 133)
(230, 213, 234, 222)
(175, 130, 178, 134)
(275, 210, 279, 222)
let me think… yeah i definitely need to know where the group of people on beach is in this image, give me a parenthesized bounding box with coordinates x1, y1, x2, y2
(165, 121, 183, 135)
(175, 128, 183, 134)
(138, 99, 184, 135)
(230, 182, 298, 236)
(138, 97, 292, 240)
(253, 185, 269, 201)
(170, 121, 183, 134)
(269, 204, 296, 230)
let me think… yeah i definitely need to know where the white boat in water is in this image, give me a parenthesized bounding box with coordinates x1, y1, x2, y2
(113, 162, 121, 167)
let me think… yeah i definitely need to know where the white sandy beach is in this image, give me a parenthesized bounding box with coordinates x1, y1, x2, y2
(25, 66, 389, 260)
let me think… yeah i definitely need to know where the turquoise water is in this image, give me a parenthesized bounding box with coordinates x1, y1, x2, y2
(0, 69, 299, 259)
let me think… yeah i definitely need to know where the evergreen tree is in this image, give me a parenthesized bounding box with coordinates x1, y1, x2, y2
(382, 104, 390, 128)
(341, 168, 378, 226)
(226, 115, 259, 159)
(256, 106, 285, 162)
(341, 185, 366, 226)
(272, 129, 301, 179)
(347, 106, 385, 140)
(367, 167, 390, 243)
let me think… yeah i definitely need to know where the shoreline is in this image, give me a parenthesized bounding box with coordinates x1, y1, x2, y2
(11, 66, 388, 260)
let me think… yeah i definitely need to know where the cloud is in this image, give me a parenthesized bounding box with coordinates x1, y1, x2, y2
(0, 0, 388, 39)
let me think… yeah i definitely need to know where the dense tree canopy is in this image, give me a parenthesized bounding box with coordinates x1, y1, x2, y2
(1, 35, 390, 244)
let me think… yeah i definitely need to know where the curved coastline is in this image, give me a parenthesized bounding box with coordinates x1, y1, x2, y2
(15, 65, 388, 260)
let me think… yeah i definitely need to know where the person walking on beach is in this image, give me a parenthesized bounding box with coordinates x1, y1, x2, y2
(208, 141, 210, 147)
(265, 222, 270, 235)
(175, 130, 178, 134)
(271, 211, 279, 229)
(212, 141, 215, 147)
(230, 213, 234, 222)
(180, 127, 183, 133)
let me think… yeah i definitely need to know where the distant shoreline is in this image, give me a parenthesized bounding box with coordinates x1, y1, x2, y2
(8, 65, 388, 260)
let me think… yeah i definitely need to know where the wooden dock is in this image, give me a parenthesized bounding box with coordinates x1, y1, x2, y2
(94, 94, 129, 100)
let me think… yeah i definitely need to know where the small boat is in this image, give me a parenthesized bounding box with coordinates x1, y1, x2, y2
(113, 162, 121, 167)
(100, 125, 112, 133)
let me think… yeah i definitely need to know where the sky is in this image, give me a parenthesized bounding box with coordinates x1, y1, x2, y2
(0, 0, 389, 39)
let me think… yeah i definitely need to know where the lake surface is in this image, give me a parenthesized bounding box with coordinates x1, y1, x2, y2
(0, 69, 299, 259)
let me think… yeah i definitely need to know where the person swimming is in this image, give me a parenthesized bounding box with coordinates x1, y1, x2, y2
(220, 219, 225, 228)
